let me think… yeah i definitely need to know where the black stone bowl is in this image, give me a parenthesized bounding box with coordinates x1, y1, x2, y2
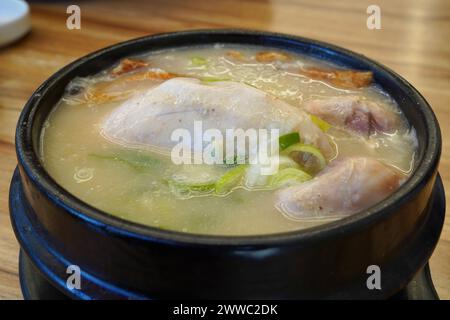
(9, 29, 444, 299)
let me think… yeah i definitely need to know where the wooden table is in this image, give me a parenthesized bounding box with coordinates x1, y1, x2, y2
(0, 0, 448, 299)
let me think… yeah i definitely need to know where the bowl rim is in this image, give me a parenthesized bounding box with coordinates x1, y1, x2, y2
(15, 29, 442, 247)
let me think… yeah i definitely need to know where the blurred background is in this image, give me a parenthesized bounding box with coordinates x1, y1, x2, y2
(0, 0, 449, 299)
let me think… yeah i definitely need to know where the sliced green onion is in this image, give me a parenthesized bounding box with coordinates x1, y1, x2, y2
(279, 132, 300, 150)
(282, 143, 327, 170)
(278, 155, 300, 169)
(89, 150, 160, 171)
(190, 56, 207, 66)
(215, 165, 247, 195)
(243, 82, 258, 88)
(167, 179, 216, 195)
(200, 76, 231, 83)
(310, 114, 331, 132)
(270, 168, 312, 187)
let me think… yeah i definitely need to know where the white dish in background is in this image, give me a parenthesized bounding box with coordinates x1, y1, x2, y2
(0, 0, 31, 47)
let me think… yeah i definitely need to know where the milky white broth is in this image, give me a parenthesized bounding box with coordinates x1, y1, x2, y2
(40, 45, 417, 235)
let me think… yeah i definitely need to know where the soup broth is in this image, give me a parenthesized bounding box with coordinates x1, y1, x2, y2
(40, 45, 417, 235)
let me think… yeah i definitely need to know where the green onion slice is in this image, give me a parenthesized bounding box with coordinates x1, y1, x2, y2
(282, 143, 327, 170)
(310, 114, 331, 132)
(89, 151, 160, 171)
(200, 76, 231, 83)
(167, 179, 216, 195)
(190, 56, 207, 66)
(270, 167, 312, 187)
(279, 132, 300, 150)
(215, 165, 248, 195)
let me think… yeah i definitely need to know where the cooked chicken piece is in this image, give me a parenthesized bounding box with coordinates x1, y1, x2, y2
(299, 67, 372, 89)
(76, 69, 179, 104)
(122, 70, 179, 82)
(102, 77, 334, 157)
(226, 50, 246, 62)
(111, 58, 150, 76)
(276, 157, 402, 219)
(255, 51, 292, 63)
(303, 95, 400, 135)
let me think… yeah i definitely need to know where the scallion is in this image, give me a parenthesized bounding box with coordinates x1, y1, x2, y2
(215, 165, 248, 195)
(190, 56, 207, 66)
(279, 132, 300, 150)
(310, 114, 331, 132)
(270, 167, 312, 187)
(282, 143, 327, 170)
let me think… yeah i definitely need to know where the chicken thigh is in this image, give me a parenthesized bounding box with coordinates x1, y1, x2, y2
(303, 96, 400, 136)
(276, 157, 402, 219)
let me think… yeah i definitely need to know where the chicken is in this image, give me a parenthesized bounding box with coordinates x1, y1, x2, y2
(299, 67, 372, 89)
(276, 157, 402, 218)
(65, 69, 179, 105)
(101, 77, 333, 157)
(111, 58, 150, 76)
(255, 51, 292, 63)
(225, 50, 247, 62)
(303, 95, 400, 135)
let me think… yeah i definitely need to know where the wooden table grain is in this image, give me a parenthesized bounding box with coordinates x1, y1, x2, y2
(0, 0, 448, 299)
